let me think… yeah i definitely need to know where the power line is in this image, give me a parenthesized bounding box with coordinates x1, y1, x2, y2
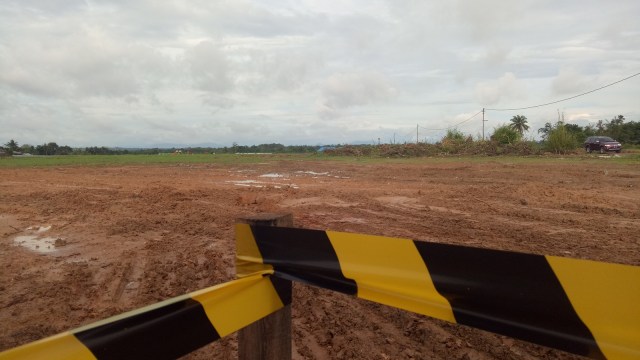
(418, 110, 483, 131)
(396, 128, 415, 143)
(485, 72, 640, 111)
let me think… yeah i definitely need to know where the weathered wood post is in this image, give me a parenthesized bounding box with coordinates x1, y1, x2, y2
(237, 213, 293, 360)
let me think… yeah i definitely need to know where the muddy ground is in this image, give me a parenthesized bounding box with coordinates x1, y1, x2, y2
(1, 156, 638, 359)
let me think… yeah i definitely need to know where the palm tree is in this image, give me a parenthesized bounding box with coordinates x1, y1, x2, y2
(509, 115, 529, 136)
(4, 139, 19, 155)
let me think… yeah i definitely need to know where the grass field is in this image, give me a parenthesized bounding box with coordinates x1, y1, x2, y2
(0, 154, 295, 167)
(0, 152, 638, 168)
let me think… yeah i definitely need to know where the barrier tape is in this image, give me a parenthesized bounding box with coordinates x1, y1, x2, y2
(0, 273, 289, 360)
(237, 224, 640, 360)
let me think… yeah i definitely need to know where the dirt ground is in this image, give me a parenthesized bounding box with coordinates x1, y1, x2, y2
(1, 156, 638, 359)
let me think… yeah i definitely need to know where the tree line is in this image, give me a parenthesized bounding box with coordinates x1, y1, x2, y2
(326, 114, 638, 157)
(537, 115, 639, 145)
(2, 114, 636, 157)
(485, 114, 638, 154)
(1, 140, 320, 156)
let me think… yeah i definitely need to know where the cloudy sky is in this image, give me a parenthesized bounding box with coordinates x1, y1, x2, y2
(1, 0, 639, 147)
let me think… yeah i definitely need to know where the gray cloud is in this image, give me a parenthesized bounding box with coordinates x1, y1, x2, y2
(318, 71, 397, 119)
(551, 68, 592, 95)
(0, 0, 639, 146)
(186, 41, 232, 93)
(474, 73, 527, 106)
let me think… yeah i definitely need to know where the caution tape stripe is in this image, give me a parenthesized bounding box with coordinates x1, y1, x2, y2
(75, 298, 220, 359)
(0, 274, 288, 360)
(242, 225, 357, 294)
(237, 224, 640, 360)
(414, 241, 604, 359)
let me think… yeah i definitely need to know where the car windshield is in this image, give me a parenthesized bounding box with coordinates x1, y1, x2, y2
(599, 137, 615, 142)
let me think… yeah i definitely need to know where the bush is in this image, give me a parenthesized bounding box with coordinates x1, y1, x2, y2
(545, 126, 578, 154)
(443, 129, 465, 142)
(491, 125, 522, 145)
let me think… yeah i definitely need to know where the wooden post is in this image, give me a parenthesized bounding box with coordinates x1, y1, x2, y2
(237, 213, 293, 360)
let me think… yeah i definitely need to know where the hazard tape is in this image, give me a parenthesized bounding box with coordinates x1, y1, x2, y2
(0, 273, 289, 360)
(236, 224, 640, 360)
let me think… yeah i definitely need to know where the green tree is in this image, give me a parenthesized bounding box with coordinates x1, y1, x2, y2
(545, 122, 578, 154)
(57, 145, 73, 155)
(36, 142, 59, 155)
(508, 115, 529, 136)
(20, 144, 35, 154)
(563, 123, 588, 144)
(538, 122, 553, 140)
(491, 125, 522, 145)
(442, 128, 465, 142)
(4, 139, 19, 154)
(589, 115, 639, 144)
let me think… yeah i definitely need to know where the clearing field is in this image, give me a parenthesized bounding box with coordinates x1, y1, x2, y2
(1, 155, 638, 359)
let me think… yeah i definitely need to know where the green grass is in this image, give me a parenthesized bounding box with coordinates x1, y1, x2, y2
(0, 152, 638, 168)
(0, 154, 310, 168)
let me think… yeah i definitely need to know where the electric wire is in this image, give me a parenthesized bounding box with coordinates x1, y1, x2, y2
(401, 128, 416, 142)
(418, 109, 483, 131)
(485, 72, 640, 111)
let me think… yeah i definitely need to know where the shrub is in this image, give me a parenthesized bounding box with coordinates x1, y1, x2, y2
(443, 129, 465, 142)
(545, 125, 578, 154)
(491, 125, 522, 145)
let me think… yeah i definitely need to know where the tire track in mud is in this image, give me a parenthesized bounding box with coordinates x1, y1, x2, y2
(111, 261, 135, 303)
(1, 161, 639, 359)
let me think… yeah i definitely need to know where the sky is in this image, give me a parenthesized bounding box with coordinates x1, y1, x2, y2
(1, 0, 639, 148)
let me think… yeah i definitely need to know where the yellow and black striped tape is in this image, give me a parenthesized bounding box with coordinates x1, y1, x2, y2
(0, 273, 289, 360)
(236, 224, 640, 360)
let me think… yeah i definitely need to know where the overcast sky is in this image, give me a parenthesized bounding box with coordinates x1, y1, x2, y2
(1, 0, 639, 147)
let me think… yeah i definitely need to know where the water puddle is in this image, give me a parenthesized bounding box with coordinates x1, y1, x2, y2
(13, 225, 67, 254)
(14, 235, 58, 253)
(226, 174, 299, 189)
(260, 173, 285, 178)
(295, 171, 329, 176)
(28, 225, 52, 233)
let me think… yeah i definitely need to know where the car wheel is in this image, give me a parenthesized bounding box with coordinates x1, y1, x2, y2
(599, 147, 606, 154)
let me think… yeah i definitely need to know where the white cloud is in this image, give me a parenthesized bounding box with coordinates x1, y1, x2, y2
(474, 73, 527, 106)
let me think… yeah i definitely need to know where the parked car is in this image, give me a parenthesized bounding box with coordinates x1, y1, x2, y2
(584, 136, 621, 153)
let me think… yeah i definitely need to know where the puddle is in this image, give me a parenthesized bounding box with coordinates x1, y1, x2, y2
(13, 225, 67, 254)
(226, 179, 299, 189)
(232, 180, 261, 184)
(235, 184, 266, 188)
(295, 171, 329, 176)
(280, 196, 357, 208)
(27, 225, 52, 233)
(14, 235, 58, 253)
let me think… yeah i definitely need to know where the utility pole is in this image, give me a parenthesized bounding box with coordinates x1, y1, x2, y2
(482, 108, 487, 141)
(416, 124, 419, 144)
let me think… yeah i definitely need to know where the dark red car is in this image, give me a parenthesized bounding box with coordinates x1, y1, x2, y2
(584, 136, 621, 153)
